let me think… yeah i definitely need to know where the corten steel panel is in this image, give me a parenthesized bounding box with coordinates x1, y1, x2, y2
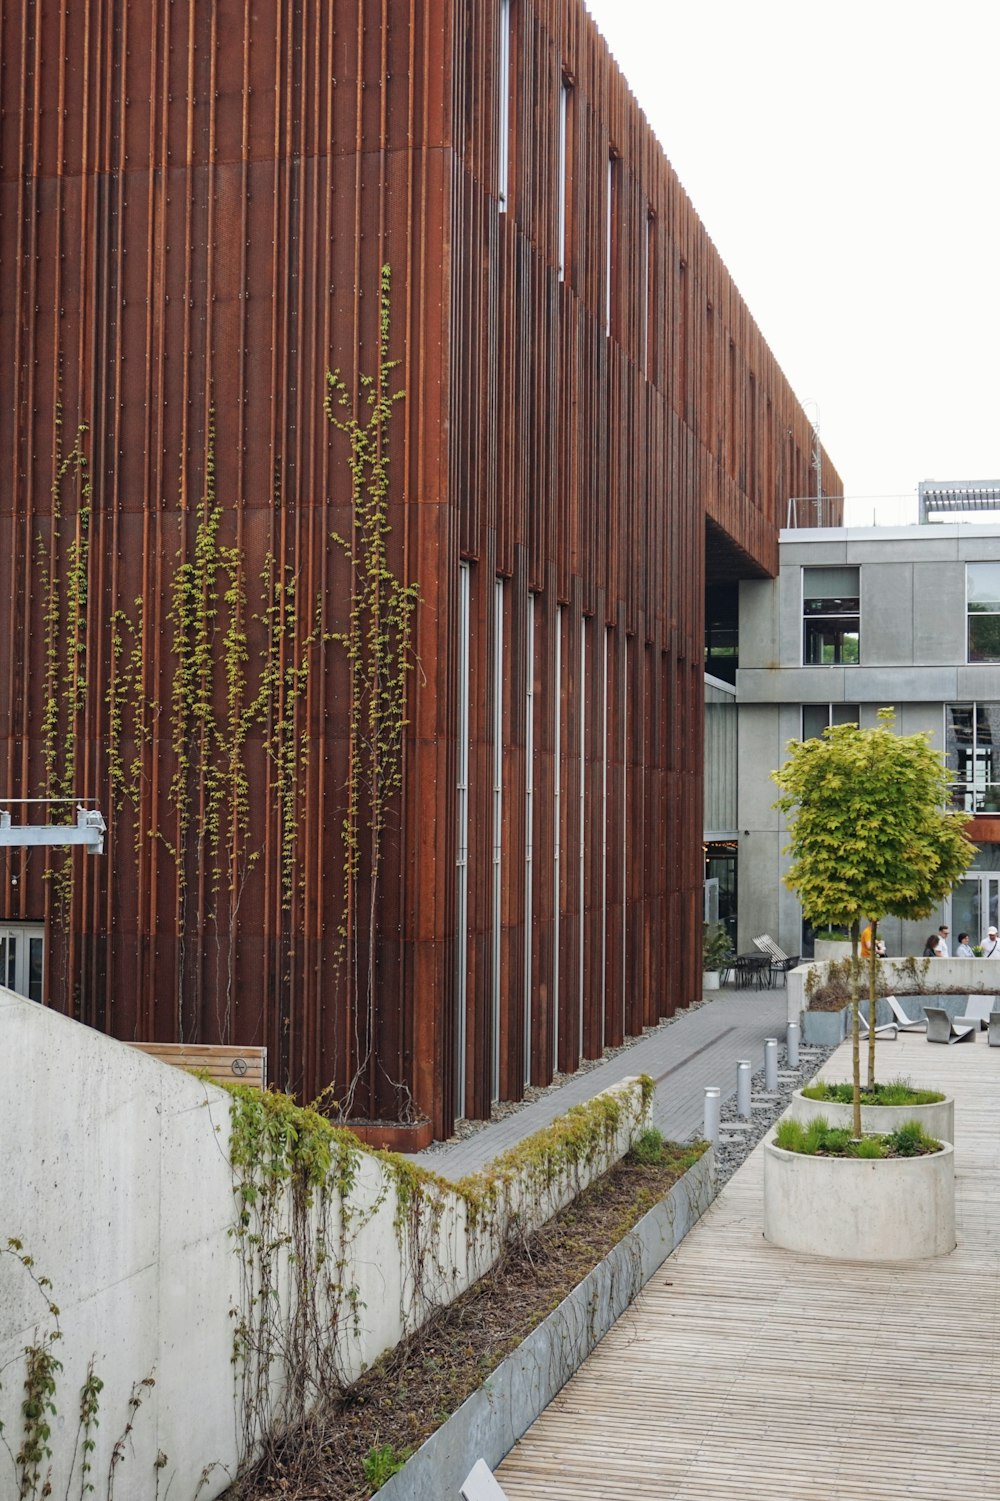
(2, 0, 840, 1139)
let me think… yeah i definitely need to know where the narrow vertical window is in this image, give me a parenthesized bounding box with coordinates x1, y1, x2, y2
(553, 606, 563, 1067)
(601, 627, 609, 1051)
(605, 154, 616, 337)
(621, 635, 628, 1039)
(642, 210, 655, 378)
(492, 578, 505, 1101)
(524, 596, 535, 1085)
(557, 80, 569, 280)
(578, 621, 587, 1052)
(455, 563, 471, 1118)
(498, 0, 511, 212)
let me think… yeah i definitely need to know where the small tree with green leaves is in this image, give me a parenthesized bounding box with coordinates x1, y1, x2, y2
(773, 709, 974, 1136)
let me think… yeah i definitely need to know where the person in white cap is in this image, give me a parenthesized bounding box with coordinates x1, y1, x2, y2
(984, 925, 1000, 959)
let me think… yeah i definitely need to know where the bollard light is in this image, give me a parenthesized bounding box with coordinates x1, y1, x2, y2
(736, 1059, 752, 1119)
(786, 1020, 800, 1068)
(764, 1037, 778, 1092)
(703, 1086, 721, 1143)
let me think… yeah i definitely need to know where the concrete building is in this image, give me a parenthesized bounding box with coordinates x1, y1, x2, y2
(737, 503, 1000, 959)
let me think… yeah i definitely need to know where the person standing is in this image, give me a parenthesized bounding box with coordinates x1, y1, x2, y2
(956, 932, 975, 958)
(923, 933, 944, 958)
(984, 925, 1000, 959)
(937, 924, 950, 957)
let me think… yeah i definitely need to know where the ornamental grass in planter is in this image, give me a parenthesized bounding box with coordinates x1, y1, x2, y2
(792, 1076, 955, 1145)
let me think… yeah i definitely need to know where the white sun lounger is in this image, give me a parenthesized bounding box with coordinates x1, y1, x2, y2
(886, 995, 927, 1032)
(858, 1010, 897, 1040)
(956, 995, 996, 1031)
(925, 1006, 976, 1044)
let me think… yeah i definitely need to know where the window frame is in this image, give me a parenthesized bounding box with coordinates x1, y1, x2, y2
(966, 562, 1000, 663)
(801, 564, 861, 667)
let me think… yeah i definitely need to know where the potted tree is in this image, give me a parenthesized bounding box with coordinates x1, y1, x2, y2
(702, 923, 733, 990)
(763, 709, 974, 1261)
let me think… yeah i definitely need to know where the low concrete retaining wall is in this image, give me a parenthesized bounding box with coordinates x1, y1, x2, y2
(788, 958, 1000, 1025)
(0, 992, 650, 1501)
(375, 1148, 717, 1501)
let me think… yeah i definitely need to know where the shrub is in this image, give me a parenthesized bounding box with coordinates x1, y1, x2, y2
(702, 923, 733, 973)
(627, 1128, 666, 1165)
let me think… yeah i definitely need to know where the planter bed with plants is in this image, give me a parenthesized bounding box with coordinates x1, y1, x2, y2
(763, 1117, 955, 1262)
(789, 1077, 954, 1142)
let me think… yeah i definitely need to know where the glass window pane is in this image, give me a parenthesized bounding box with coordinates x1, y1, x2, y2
(967, 562, 1000, 610)
(28, 937, 43, 1003)
(802, 705, 830, 740)
(969, 616, 1000, 662)
(803, 566, 859, 605)
(831, 703, 860, 726)
(804, 619, 859, 665)
(6, 934, 16, 991)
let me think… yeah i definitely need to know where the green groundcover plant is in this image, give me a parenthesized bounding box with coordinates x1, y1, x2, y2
(775, 1116, 941, 1159)
(802, 1076, 944, 1108)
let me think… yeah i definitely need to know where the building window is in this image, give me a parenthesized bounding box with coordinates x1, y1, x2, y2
(0, 924, 44, 1002)
(557, 79, 570, 280)
(802, 566, 860, 665)
(967, 563, 1000, 662)
(498, 0, 511, 211)
(946, 702, 1000, 813)
(801, 703, 860, 740)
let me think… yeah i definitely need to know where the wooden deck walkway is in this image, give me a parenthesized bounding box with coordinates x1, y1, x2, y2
(497, 1032, 1000, 1499)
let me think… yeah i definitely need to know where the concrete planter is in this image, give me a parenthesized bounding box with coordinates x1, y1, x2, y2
(763, 1139, 955, 1261)
(703, 971, 721, 991)
(788, 1087, 955, 1143)
(800, 1006, 848, 1046)
(813, 939, 852, 963)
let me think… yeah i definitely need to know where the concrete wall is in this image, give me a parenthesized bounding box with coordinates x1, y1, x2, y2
(0, 993, 649, 1501)
(736, 524, 1000, 955)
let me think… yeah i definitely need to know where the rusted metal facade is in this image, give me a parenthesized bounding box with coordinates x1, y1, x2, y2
(0, 0, 841, 1137)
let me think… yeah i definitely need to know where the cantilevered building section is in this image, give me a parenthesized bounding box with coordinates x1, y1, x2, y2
(0, 0, 840, 1139)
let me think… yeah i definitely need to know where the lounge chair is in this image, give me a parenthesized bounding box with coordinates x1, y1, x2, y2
(858, 1011, 897, 1041)
(989, 1012, 1000, 1048)
(461, 1459, 510, 1501)
(925, 1006, 976, 1044)
(956, 995, 996, 1031)
(886, 995, 927, 1033)
(752, 933, 801, 986)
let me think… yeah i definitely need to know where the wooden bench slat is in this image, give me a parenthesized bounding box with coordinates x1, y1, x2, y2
(127, 1042, 267, 1089)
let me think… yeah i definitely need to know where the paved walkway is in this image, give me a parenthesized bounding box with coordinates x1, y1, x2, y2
(414, 981, 791, 1180)
(496, 1030, 1000, 1500)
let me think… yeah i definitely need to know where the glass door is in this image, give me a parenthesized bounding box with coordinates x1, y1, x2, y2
(952, 876, 1000, 948)
(0, 925, 44, 1001)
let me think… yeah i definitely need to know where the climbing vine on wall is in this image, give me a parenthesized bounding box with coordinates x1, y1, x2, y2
(325, 264, 420, 1121)
(35, 419, 92, 943)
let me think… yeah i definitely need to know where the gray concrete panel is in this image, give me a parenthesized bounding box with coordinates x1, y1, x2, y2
(854, 667, 959, 701)
(738, 667, 849, 702)
(847, 535, 958, 563)
(737, 705, 786, 832)
(739, 578, 779, 669)
(957, 534, 1000, 560)
(862, 562, 913, 665)
(913, 562, 967, 663)
(736, 830, 784, 953)
(896, 702, 945, 744)
(778, 566, 804, 663)
(956, 666, 1000, 698)
(780, 540, 849, 565)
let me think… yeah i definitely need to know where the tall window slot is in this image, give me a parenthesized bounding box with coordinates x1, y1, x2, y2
(455, 563, 471, 1118)
(557, 79, 569, 280)
(492, 578, 505, 1101)
(498, 0, 511, 211)
(553, 606, 563, 1068)
(578, 621, 587, 1052)
(524, 597, 535, 1085)
(605, 155, 618, 338)
(601, 627, 609, 1051)
(643, 211, 655, 378)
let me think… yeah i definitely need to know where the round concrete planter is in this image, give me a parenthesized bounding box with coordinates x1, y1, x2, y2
(813, 939, 853, 963)
(703, 971, 721, 991)
(763, 1139, 955, 1261)
(788, 1087, 954, 1143)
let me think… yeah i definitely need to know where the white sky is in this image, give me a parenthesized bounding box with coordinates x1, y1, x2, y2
(583, 0, 1000, 525)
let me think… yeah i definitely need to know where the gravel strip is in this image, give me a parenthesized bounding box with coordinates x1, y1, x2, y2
(712, 1042, 837, 1186)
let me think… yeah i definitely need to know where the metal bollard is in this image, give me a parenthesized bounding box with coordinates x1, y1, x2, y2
(764, 1037, 778, 1092)
(703, 1086, 721, 1144)
(737, 1059, 752, 1119)
(786, 1020, 800, 1068)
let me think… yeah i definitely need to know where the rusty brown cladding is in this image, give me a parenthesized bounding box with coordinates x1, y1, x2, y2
(0, 0, 840, 1138)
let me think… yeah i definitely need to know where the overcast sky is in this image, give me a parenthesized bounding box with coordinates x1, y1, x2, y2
(583, 0, 1000, 525)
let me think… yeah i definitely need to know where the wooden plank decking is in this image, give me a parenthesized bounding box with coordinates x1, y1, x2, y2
(498, 1032, 1000, 1499)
